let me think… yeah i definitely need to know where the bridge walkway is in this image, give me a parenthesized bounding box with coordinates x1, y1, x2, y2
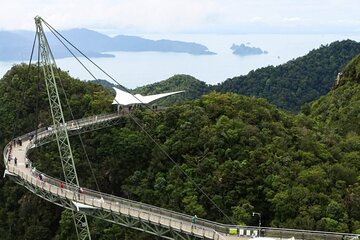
(3, 113, 242, 240)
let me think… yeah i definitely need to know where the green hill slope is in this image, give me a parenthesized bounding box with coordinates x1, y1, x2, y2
(307, 53, 360, 135)
(215, 40, 360, 111)
(133, 74, 211, 106)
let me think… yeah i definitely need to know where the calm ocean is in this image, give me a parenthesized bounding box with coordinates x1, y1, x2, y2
(1, 33, 359, 89)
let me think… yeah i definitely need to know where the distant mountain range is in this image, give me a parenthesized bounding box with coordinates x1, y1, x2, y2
(0, 28, 216, 61)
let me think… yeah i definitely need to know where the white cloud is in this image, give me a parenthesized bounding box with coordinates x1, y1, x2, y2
(336, 19, 360, 25)
(249, 17, 266, 23)
(282, 17, 303, 23)
(0, 0, 360, 33)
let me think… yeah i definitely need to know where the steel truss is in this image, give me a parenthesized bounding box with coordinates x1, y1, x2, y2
(35, 16, 91, 240)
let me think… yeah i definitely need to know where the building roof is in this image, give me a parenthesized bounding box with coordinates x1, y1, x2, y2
(112, 87, 184, 105)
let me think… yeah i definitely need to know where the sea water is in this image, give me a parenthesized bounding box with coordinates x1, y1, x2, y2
(1, 33, 359, 89)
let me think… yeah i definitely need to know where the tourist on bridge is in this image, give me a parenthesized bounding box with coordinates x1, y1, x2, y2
(28, 132, 34, 141)
(31, 167, 36, 176)
(192, 215, 197, 224)
(78, 187, 84, 199)
(38, 173, 45, 186)
(17, 137, 22, 146)
(25, 157, 29, 168)
(14, 157, 17, 166)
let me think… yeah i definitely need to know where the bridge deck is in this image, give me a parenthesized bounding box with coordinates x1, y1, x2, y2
(3, 113, 242, 240)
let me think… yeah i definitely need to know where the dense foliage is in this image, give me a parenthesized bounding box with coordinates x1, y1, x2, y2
(134, 74, 211, 106)
(91, 74, 210, 107)
(214, 40, 360, 111)
(1, 50, 360, 239)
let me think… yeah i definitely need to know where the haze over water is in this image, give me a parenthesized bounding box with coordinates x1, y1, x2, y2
(1, 33, 359, 89)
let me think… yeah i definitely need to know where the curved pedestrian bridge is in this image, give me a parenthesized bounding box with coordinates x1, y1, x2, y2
(3, 113, 359, 240)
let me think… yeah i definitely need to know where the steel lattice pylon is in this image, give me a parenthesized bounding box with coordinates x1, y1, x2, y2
(34, 16, 91, 240)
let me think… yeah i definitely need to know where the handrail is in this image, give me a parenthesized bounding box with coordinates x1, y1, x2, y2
(5, 163, 225, 239)
(34, 113, 121, 142)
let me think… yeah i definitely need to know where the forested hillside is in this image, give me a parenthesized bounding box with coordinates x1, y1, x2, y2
(134, 74, 210, 106)
(90, 74, 210, 106)
(214, 40, 360, 111)
(1, 52, 360, 240)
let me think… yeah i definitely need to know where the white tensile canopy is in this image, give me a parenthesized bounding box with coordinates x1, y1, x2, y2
(112, 87, 184, 106)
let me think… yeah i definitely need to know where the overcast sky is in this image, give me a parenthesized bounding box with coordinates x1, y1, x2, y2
(1, 0, 360, 34)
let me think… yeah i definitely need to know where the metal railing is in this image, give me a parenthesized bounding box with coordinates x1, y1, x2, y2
(34, 113, 121, 142)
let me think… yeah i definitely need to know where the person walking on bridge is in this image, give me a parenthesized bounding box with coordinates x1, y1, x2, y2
(192, 215, 197, 224)
(60, 182, 64, 193)
(7, 154, 11, 164)
(25, 157, 29, 168)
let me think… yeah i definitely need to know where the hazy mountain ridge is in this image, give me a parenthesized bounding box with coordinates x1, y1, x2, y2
(90, 40, 360, 112)
(0, 28, 215, 61)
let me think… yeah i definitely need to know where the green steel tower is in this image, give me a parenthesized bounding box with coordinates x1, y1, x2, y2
(34, 16, 91, 240)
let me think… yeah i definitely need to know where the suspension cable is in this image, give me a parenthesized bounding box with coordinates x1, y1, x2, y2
(45, 26, 98, 80)
(55, 66, 103, 196)
(42, 20, 128, 89)
(39, 17, 233, 224)
(41, 19, 156, 113)
(126, 111, 234, 223)
(34, 38, 41, 145)
(40, 23, 103, 195)
(11, 32, 37, 142)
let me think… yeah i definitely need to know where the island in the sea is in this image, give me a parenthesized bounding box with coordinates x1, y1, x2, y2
(0, 28, 216, 61)
(230, 43, 268, 56)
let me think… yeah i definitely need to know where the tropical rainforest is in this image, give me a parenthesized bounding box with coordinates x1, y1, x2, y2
(0, 40, 360, 240)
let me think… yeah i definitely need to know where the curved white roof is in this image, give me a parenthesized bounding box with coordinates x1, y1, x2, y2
(112, 87, 184, 105)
